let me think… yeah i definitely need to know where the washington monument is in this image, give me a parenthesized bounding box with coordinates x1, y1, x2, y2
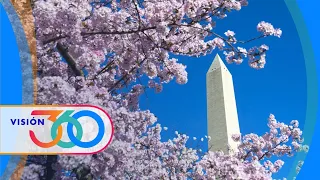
(207, 54, 241, 154)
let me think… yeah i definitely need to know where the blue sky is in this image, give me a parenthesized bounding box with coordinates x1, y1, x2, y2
(139, 0, 307, 178)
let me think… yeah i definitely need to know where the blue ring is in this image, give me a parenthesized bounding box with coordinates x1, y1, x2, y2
(67, 110, 105, 148)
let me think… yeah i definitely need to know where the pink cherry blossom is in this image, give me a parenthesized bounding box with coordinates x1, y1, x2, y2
(20, 0, 306, 179)
(225, 30, 236, 37)
(257, 21, 283, 37)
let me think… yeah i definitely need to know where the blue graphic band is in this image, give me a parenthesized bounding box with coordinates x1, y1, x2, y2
(285, 0, 320, 179)
(0, 0, 34, 179)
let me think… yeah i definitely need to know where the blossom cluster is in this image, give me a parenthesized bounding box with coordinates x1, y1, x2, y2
(17, 0, 305, 179)
(33, 0, 283, 95)
(24, 75, 307, 180)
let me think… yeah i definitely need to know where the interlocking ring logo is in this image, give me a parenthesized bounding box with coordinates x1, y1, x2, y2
(29, 110, 105, 148)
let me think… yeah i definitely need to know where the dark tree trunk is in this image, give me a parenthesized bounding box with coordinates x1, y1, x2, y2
(44, 155, 58, 180)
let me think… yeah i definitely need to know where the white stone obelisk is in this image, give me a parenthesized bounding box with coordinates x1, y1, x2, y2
(207, 54, 241, 154)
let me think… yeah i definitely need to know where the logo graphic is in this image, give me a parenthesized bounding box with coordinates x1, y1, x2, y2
(30, 110, 106, 149)
(0, 105, 113, 154)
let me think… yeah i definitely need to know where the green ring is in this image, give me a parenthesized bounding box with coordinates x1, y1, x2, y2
(284, 0, 318, 178)
(51, 110, 83, 148)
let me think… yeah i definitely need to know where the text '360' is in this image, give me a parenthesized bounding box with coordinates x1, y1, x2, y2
(0, 105, 114, 155)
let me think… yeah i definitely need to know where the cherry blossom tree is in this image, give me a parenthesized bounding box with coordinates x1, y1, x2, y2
(17, 0, 308, 179)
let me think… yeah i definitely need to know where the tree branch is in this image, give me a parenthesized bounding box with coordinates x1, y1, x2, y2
(81, 26, 156, 37)
(56, 42, 84, 76)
